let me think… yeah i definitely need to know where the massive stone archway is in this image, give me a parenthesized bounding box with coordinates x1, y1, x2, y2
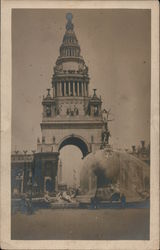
(58, 135, 90, 158)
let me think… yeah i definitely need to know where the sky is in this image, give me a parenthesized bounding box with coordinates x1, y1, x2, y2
(12, 9, 151, 185)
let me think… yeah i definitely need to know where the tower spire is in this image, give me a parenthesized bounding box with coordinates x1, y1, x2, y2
(66, 13, 74, 31)
(52, 13, 89, 99)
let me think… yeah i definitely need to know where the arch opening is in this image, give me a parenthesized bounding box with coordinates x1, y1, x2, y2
(59, 145, 83, 188)
(58, 136, 89, 158)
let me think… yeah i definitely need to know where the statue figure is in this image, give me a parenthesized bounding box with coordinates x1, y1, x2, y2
(84, 106, 89, 115)
(66, 108, 70, 116)
(53, 136, 55, 144)
(56, 108, 60, 116)
(94, 106, 99, 116)
(105, 130, 111, 144)
(66, 108, 72, 116)
(84, 65, 88, 74)
(54, 64, 63, 74)
(101, 109, 113, 146)
(78, 62, 88, 74)
(46, 105, 51, 117)
(102, 128, 111, 145)
(74, 106, 79, 116)
(37, 137, 40, 144)
(102, 108, 112, 123)
(76, 108, 79, 115)
(78, 63, 83, 72)
(42, 136, 45, 144)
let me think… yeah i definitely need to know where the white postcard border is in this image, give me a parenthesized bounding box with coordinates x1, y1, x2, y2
(1, 1, 159, 249)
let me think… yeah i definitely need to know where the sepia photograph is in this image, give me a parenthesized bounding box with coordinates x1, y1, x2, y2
(11, 8, 151, 240)
(1, 1, 159, 250)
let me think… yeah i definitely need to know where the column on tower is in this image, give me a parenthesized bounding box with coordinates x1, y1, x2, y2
(71, 81, 73, 96)
(60, 82, 62, 96)
(79, 81, 81, 96)
(76, 81, 78, 96)
(59, 82, 61, 96)
(84, 82, 87, 96)
(61, 81, 64, 96)
(86, 83, 88, 96)
(80, 82, 82, 96)
(73, 81, 75, 96)
(75, 81, 77, 96)
(81, 82, 83, 96)
(66, 81, 69, 96)
(64, 81, 66, 96)
(53, 84, 55, 97)
(68, 81, 71, 96)
(57, 82, 60, 96)
(56, 82, 58, 96)
(83, 82, 86, 96)
(55, 82, 57, 96)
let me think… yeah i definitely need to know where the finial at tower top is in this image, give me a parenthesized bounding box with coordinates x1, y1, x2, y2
(93, 89, 97, 96)
(66, 13, 74, 31)
(66, 13, 73, 21)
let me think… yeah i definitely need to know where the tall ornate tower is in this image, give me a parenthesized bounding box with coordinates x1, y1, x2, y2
(35, 13, 106, 193)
